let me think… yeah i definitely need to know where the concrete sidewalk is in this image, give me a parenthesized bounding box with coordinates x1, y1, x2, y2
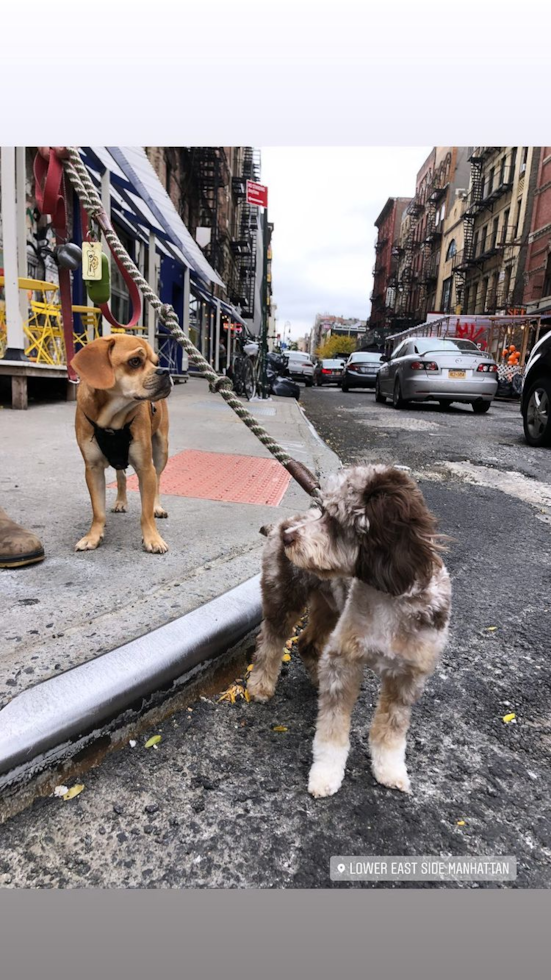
(0, 379, 339, 708)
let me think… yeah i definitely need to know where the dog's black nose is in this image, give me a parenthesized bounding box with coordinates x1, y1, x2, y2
(155, 367, 170, 377)
(282, 526, 298, 545)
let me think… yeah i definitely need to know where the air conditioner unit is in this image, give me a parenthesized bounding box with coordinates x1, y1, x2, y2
(520, 163, 527, 174)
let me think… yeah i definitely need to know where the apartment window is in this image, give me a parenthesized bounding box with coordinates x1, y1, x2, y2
(542, 254, 551, 297)
(502, 266, 512, 307)
(514, 199, 522, 239)
(441, 276, 453, 313)
(441, 201, 446, 222)
(487, 273, 497, 311)
(491, 217, 499, 249)
(480, 277, 488, 313)
(446, 239, 457, 260)
(499, 156, 506, 186)
(486, 168, 494, 197)
(473, 230, 479, 257)
(480, 225, 488, 255)
(502, 208, 510, 244)
(522, 147, 529, 169)
(510, 147, 517, 175)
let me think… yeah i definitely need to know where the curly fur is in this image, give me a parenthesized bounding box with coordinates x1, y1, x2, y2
(248, 464, 451, 798)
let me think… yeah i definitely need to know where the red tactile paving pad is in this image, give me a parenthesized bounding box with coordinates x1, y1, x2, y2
(110, 449, 291, 507)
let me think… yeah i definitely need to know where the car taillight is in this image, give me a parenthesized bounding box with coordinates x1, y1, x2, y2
(410, 360, 438, 371)
(348, 364, 359, 371)
(477, 363, 498, 373)
(321, 369, 331, 374)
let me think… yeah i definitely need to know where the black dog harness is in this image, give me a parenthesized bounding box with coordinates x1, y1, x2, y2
(85, 405, 156, 471)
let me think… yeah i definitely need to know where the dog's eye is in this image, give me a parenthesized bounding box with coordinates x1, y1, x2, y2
(128, 357, 142, 368)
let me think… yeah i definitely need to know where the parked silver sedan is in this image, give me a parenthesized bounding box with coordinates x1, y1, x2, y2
(375, 337, 498, 413)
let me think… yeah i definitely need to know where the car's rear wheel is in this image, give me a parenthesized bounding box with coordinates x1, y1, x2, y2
(472, 400, 491, 414)
(438, 400, 453, 410)
(341, 383, 349, 392)
(375, 378, 386, 403)
(523, 378, 551, 446)
(393, 377, 407, 409)
(305, 378, 313, 387)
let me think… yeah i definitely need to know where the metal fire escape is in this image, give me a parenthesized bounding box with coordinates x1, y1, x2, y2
(452, 148, 488, 308)
(178, 147, 230, 279)
(397, 198, 423, 319)
(230, 147, 261, 319)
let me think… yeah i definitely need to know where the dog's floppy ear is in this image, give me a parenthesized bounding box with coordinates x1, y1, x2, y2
(355, 468, 439, 596)
(142, 340, 159, 365)
(71, 337, 116, 389)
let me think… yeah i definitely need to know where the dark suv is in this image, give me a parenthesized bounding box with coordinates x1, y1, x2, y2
(521, 329, 551, 446)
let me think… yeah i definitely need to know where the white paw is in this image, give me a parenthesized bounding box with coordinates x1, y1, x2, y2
(308, 761, 345, 798)
(370, 742, 411, 794)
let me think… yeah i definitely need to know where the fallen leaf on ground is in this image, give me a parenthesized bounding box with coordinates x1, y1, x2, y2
(456, 820, 466, 826)
(218, 683, 246, 704)
(502, 713, 516, 724)
(63, 784, 84, 800)
(144, 734, 162, 748)
(486, 626, 498, 632)
(244, 689, 251, 702)
(282, 653, 291, 663)
(273, 725, 288, 733)
(246, 664, 254, 672)
(53, 785, 68, 798)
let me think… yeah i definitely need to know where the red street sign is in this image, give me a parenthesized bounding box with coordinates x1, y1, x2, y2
(246, 180, 268, 208)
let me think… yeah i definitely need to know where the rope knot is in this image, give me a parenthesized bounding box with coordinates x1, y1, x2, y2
(159, 303, 178, 326)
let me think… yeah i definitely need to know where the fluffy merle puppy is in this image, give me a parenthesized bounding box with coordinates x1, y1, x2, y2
(248, 464, 451, 797)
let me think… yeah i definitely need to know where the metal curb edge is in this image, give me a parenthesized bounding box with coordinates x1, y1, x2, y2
(0, 574, 262, 780)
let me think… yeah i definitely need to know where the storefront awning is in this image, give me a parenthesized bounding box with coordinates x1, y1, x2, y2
(79, 147, 224, 289)
(190, 278, 246, 327)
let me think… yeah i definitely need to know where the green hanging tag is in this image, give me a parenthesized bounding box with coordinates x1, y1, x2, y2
(85, 252, 111, 305)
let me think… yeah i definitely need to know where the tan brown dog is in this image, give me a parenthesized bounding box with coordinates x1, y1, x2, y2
(71, 335, 171, 554)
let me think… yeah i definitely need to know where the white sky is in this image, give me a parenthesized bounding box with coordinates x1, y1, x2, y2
(261, 147, 432, 340)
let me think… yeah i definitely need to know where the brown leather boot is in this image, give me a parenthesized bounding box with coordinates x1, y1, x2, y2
(0, 506, 45, 568)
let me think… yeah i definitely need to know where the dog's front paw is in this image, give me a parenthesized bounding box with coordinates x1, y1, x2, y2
(154, 506, 168, 519)
(247, 668, 276, 703)
(370, 744, 411, 794)
(111, 502, 127, 513)
(308, 761, 345, 798)
(75, 532, 104, 551)
(142, 534, 169, 554)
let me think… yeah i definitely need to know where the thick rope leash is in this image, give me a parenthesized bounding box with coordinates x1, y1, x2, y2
(62, 147, 321, 501)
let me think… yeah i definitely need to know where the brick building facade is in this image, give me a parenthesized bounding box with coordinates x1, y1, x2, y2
(523, 147, 551, 315)
(369, 197, 411, 337)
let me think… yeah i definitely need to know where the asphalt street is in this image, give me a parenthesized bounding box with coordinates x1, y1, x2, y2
(1, 389, 550, 888)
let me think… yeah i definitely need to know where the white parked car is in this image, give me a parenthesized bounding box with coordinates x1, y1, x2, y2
(283, 351, 315, 386)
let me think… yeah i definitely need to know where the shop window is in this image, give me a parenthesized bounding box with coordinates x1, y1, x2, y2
(110, 224, 134, 325)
